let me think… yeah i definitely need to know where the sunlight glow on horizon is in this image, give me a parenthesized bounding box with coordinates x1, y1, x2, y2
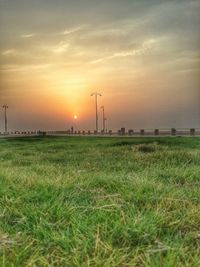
(0, 0, 199, 131)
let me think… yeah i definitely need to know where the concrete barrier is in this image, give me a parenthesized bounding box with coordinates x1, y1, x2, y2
(121, 128, 125, 136)
(190, 128, 195, 136)
(140, 129, 145, 136)
(171, 128, 176, 136)
(154, 129, 159, 136)
(128, 129, 134, 136)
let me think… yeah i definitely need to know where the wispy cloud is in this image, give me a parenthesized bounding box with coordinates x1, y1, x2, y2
(60, 25, 86, 35)
(42, 42, 69, 54)
(1, 64, 51, 72)
(51, 42, 69, 54)
(90, 39, 156, 64)
(1, 49, 16, 56)
(21, 33, 35, 38)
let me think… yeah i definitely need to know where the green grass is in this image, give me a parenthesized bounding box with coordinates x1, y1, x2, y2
(0, 136, 200, 266)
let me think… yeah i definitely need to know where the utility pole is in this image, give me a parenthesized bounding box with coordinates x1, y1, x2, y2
(105, 117, 107, 132)
(3, 105, 8, 134)
(91, 92, 102, 132)
(101, 106, 106, 132)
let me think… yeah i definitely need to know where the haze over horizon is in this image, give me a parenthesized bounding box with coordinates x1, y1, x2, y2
(0, 0, 200, 132)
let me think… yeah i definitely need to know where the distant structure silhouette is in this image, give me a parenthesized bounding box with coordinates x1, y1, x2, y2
(3, 105, 8, 134)
(101, 106, 106, 132)
(91, 92, 102, 132)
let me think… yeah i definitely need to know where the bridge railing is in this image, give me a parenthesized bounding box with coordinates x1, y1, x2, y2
(1, 128, 200, 137)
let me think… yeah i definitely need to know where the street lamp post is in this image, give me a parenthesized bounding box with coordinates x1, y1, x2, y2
(73, 115, 78, 133)
(104, 117, 107, 133)
(101, 106, 106, 132)
(3, 105, 8, 134)
(91, 92, 102, 132)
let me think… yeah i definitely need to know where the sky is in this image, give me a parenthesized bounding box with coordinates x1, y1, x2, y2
(0, 0, 200, 132)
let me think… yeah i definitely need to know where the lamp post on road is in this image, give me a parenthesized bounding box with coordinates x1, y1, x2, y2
(3, 105, 8, 134)
(91, 92, 102, 132)
(101, 106, 106, 132)
(104, 117, 107, 133)
(73, 115, 78, 133)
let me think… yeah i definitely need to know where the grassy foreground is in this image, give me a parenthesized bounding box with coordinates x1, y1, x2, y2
(0, 136, 200, 267)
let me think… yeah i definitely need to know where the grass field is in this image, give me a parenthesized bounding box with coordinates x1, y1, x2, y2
(0, 136, 200, 267)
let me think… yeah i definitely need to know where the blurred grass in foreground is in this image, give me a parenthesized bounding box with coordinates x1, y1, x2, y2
(0, 136, 200, 266)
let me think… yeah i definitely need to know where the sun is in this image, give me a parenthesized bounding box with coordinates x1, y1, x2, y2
(73, 115, 78, 120)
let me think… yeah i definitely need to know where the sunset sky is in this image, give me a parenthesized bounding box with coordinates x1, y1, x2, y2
(0, 0, 199, 132)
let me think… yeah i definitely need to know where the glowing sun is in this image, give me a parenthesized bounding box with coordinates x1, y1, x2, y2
(74, 115, 78, 119)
